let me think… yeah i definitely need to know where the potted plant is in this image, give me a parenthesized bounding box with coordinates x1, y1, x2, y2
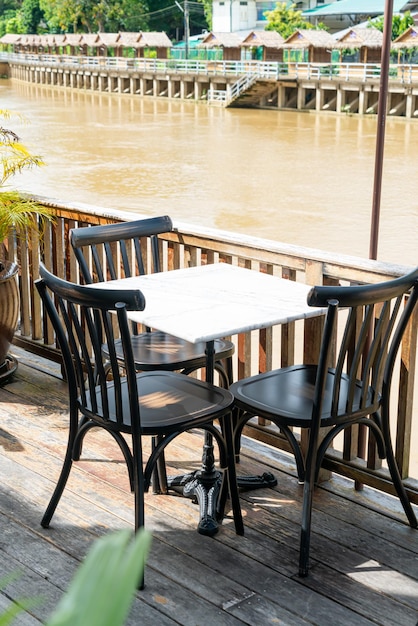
(0, 111, 54, 383)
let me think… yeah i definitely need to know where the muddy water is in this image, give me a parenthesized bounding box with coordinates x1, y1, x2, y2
(2, 78, 418, 476)
(1, 79, 417, 267)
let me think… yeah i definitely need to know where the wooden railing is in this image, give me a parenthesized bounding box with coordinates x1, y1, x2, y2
(7, 198, 418, 504)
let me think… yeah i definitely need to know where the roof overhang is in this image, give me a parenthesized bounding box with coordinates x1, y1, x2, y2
(303, 0, 408, 17)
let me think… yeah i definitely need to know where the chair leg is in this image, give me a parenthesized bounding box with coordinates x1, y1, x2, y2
(72, 415, 89, 460)
(379, 410, 418, 528)
(132, 435, 146, 588)
(41, 412, 78, 528)
(151, 436, 168, 495)
(298, 419, 322, 577)
(299, 472, 315, 577)
(42, 450, 73, 528)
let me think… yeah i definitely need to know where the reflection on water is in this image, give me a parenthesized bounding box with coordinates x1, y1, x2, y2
(1, 79, 417, 266)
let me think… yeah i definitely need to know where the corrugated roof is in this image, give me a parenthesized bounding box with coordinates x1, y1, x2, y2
(303, 0, 408, 16)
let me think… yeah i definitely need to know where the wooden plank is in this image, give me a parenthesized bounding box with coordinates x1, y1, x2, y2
(2, 349, 418, 625)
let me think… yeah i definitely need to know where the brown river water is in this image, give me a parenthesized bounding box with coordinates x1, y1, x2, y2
(1, 78, 418, 477)
(1, 79, 417, 267)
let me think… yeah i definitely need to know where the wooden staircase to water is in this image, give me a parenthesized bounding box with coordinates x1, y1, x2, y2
(228, 79, 278, 108)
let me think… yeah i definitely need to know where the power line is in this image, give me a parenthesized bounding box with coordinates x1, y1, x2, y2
(138, 1, 204, 19)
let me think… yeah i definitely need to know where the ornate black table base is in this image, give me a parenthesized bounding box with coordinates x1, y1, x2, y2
(166, 470, 278, 536)
(168, 470, 222, 536)
(164, 341, 278, 536)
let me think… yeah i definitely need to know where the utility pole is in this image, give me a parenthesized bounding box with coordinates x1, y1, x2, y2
(184, 0, 190, 60)
(175, 0, 190, 59)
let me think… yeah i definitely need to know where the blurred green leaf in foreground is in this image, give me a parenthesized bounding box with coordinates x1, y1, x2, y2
(46, 529, 152, 626)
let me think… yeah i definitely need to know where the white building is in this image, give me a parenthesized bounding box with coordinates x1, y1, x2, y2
(212, 0, 337, 34)
(212, 0, 418, 35)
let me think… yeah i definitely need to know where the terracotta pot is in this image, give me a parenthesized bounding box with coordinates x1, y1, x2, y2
(0, 259, 19, 380)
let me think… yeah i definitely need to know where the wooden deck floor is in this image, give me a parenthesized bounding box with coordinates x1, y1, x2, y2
(1, 347, 418, 626)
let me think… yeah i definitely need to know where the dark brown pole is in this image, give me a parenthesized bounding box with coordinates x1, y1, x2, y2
(357, 0, 395, 491)
(369, 0, 394, 260)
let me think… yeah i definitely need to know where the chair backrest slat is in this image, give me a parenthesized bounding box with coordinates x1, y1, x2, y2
(36, 264, 146, 429)
(308, 266, 418, 424)
(70, 216, 173, 336)
(70, 216, 173, 285)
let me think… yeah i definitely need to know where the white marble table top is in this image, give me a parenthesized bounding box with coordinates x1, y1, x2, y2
(93, 264, 324, 344)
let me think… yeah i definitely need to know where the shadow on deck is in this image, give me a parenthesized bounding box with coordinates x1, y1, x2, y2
(1, 347, 417, 625)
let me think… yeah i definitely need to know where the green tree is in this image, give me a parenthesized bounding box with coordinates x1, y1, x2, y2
(264, 1, 326, 39)
(117, 0, 149, 31)
(369, 11, 414, 40)
(146, 0, 182, 37)
(39, 0, 81, 32)
(199, 0, 212, 30)
(0, 11, 23, 36)
(20, 0, 45, 33)
(39, 0, 149, 32)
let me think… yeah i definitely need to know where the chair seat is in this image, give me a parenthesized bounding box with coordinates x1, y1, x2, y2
(83, 369, 234, 433)
(103, 330, 234, 371)
(231, 364, 369, 427)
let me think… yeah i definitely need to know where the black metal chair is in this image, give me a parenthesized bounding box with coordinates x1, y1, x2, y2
(69, 216, 234, 387)
(70, 216, 235, 494)
(36, 264, 243, 585)
(231, 267, 418, 577)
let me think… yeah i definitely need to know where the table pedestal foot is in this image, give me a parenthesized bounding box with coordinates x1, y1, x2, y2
(184, 473, 222, 536)
(237, 472, 277, 492)
(166, 470, 277, 535)
(167, 471, 222, 536)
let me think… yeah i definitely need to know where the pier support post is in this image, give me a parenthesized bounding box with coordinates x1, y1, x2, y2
(336, 88, 343, 113)
(358, 89, 365, 114)
(406, 92, 413, 118)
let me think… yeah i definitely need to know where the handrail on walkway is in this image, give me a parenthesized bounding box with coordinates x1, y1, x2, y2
(2, 52, 418, 85)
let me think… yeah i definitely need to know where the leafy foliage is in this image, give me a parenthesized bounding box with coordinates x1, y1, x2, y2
(264, 1, 327, 39)
(0, 0, 209, 36)
(0, 530, 152, 626)
(46, 530, 152, 626)
(38, 0, 149, 33)
(20, 0, 45, 34)
(368, 11, 414, 40)
(0, 115, 44, 186)
(0, 111, 53, 243)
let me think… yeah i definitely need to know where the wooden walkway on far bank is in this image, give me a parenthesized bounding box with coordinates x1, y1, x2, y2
(1, 347, 418, 626)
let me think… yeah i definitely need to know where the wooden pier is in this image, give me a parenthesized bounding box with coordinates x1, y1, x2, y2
(3, 54, 418, 117)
